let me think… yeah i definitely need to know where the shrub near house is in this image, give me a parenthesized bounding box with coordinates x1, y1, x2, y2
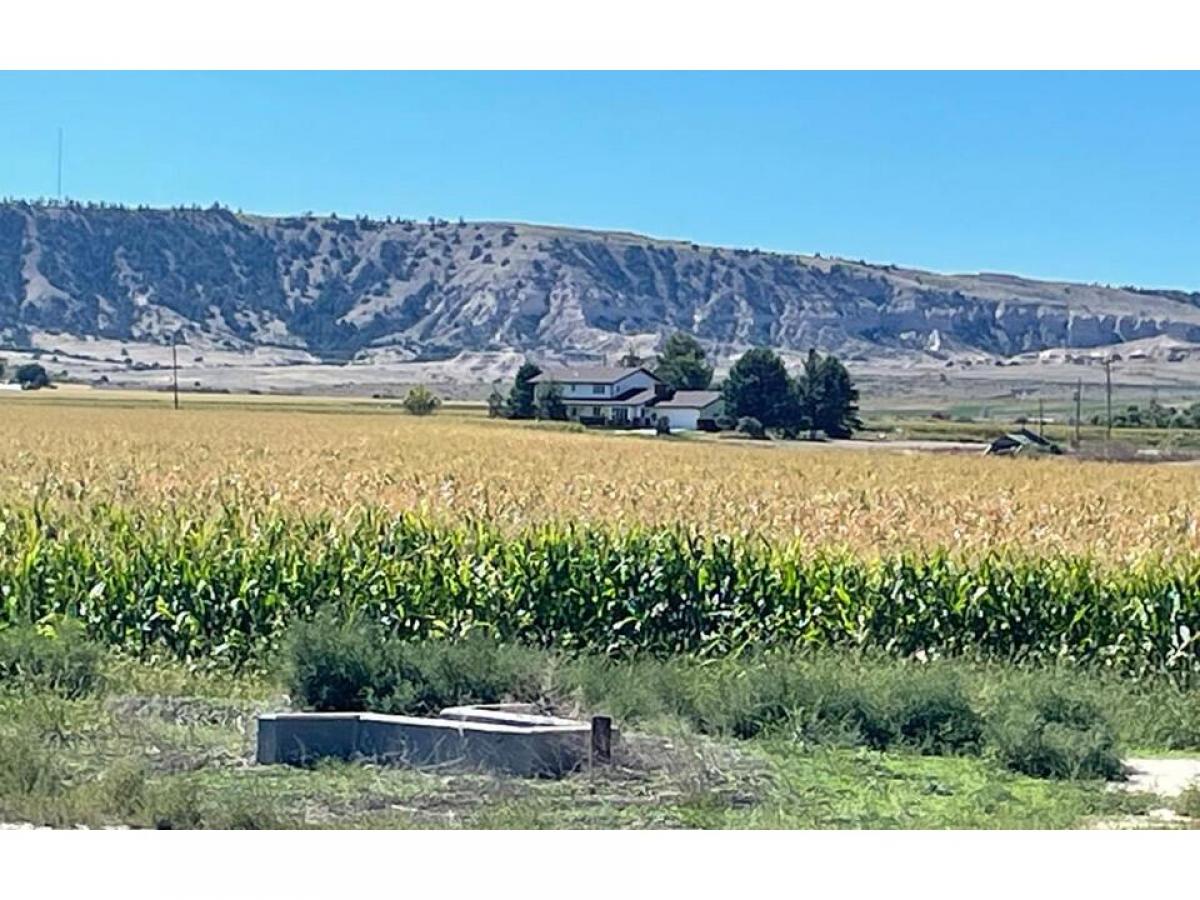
(401, 385, 440, 415)
(14, 363, 51, 390)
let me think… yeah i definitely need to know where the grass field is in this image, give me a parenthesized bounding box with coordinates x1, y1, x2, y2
(0, 635, 1184, 829)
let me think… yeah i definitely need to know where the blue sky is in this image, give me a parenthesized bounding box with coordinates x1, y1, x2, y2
(2, 71, 1197, 290)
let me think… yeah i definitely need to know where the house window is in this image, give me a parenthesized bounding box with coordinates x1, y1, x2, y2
(592, 406, 602, 417)
(592, 383, 605, 395)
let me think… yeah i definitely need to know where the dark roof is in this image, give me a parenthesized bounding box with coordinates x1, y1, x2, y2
(529, 366, 660, 385)
(652, 390, 723, 409)
(986, 428, 1061, 455)
(610, 387, 658, 405)
(1010, 427, 1054, 447)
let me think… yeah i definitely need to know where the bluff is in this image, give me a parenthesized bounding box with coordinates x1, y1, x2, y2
(3, 201, 1198, 365)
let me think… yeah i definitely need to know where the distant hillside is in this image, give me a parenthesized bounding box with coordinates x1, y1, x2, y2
(3, 200, 1199, 367)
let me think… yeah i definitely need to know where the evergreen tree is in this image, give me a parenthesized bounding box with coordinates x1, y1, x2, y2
(796, 350, 861, 438)
(793, 349, 825, 439)
(505, 362, 542, 419)
(655, 332, 713, 391)
(722, 348, 792, 427)
(817, 353, 861, 438)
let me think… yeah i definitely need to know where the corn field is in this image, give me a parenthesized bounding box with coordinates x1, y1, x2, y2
(1, 402, 1199, 676)
(2, 404, 1198, 559)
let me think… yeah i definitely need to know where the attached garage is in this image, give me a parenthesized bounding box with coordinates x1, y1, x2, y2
(651, 390, 724, 431)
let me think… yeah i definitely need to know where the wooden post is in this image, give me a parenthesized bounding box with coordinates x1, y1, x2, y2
(1104, 357, 1113, 444)
(1080, 379, 1089, 451)
(590, 715, 612, 766)
(171, 335, 179, 411)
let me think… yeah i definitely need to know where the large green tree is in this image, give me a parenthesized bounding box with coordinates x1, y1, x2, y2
(655, 332, 713, 391)
(721, 348, 792, 427)
(813, 352, 861, 438)
(792, 349, 861, 439)
(505, 362, 542, 419)
(14, 363, 49, 390)
(793, 349, 826, 439)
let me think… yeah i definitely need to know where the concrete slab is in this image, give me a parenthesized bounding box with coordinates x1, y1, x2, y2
(256, 708, 601, 777)
(439, 704, 586, 729)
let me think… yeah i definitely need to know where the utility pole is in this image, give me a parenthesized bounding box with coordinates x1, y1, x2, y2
(1037, 397, 1044, 438)
(56, 128, 63, 201)
(1104, 356, 1113, 444)
(1080, 379, 1089, 451)
(171, 335, 180, 410)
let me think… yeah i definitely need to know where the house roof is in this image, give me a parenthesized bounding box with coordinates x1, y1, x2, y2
(529, 366, 660, 385)
(1010, 427, 1053, 446)
(991, 428, 1054, 448)
(651, 390, 723, 410)
(987, 428, 1061, 455)
(611, 387, 658, 405)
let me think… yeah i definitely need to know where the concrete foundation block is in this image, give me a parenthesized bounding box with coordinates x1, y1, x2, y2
(256, 707, 607, 777)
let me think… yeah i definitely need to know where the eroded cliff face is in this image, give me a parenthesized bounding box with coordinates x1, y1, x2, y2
(3, 201, 1198, 364)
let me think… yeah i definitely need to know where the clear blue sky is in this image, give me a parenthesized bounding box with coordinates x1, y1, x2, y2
(2, 71, 1197, 290)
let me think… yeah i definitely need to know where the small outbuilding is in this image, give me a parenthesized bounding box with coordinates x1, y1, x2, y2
(984, 427, 1062, 456)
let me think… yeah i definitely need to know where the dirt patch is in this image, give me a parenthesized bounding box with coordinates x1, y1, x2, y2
(305, 730, 769, 828)
(1115, 758, 1200, 798)
(1091, 807, 1194, 830)
(1092, 758, 1200, 829)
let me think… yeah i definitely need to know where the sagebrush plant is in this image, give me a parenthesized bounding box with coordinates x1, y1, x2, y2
(987, 687, 1123, 780)
(279, 633, 1138, 779)
(0, 620, 104, 697)
(1175, 786, 1200, 819)
(889, 670, 985, 755)
(283, 615, 543, 714)
(282, 613, 391, 712)
(608, 654, 984, 754)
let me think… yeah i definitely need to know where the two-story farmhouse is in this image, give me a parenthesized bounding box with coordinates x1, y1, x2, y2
(528, 366, 723, 430)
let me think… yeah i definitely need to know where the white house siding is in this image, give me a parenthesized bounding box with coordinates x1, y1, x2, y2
(562, 381, 612, 400)
(657, 407, 701, 430)
(559, 373, 653, 401)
